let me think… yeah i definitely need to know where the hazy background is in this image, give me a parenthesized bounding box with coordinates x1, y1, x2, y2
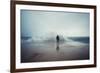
(21, 10, 90, 39)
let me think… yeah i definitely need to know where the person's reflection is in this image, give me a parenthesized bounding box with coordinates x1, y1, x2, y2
(56, 35, 60, 51)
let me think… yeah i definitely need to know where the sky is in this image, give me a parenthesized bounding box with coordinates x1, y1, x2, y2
(21, 10, 90, 38)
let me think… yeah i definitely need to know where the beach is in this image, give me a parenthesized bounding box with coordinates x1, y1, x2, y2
(21, 37, 89, 63)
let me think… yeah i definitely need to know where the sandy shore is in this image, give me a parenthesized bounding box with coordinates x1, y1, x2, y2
(21, 41, 89, 63)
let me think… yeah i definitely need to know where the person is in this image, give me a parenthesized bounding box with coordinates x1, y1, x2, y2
(56, 35, 59, 43)
(56, 35, 60, 51)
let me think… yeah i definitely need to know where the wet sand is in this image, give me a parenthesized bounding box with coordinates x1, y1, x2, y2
(21, 41, 89, 63)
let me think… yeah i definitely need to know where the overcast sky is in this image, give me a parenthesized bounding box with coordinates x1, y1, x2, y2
(21, 10, 90, 38)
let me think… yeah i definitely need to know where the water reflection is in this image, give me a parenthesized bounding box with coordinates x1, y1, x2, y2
(56, 46, 60, 51)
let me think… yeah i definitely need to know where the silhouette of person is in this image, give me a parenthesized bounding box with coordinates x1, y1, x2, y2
(56, 35, 60, 51)
(56, 35, 59, 43)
